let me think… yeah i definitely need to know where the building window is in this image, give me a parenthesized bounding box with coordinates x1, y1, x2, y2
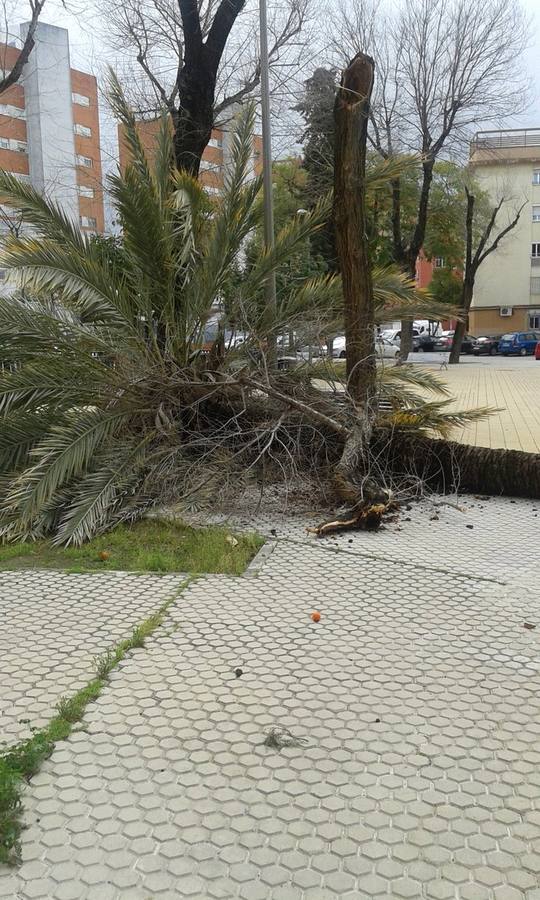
(208, 137, 223, 148)
(531, 278, 540, 295)
(0, 137, 29, 152)
(533, 170, 540, 185)
(80, 215, 97, 229)
(74, 123, 92, 138)
(532, 244, 540, 258)
(77, 185, 94, 198)
(72, 92, 90, 107)
(0, 269, 8, 284)
(434, 257, 445, 268)
(529, 311, 540, 329)
(200, 159, 221, 172)
(77, 155, 93, 168)
(0, 104, 25, 119)
(534, 206, 540, 223)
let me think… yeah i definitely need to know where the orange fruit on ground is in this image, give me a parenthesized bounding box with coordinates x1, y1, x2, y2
(98, 550, 111, 561)
(311, 611, 321, 622)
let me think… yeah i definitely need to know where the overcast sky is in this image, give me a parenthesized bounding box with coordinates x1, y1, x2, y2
(13, 0, 540, 164)
(519, 0, 540, 126)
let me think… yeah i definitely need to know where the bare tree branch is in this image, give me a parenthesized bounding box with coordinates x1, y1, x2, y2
(477, 201, 526, 266)
(0, 0, 45, 95)
(332, 0, 529, 360)
(99, 0, 314, 135)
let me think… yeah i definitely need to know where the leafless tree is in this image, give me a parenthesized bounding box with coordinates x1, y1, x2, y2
(99, 0, 315, 173)
(332, 0, 529, 358)
(0, 0, 46, 95)
(449, 189, 525, 363)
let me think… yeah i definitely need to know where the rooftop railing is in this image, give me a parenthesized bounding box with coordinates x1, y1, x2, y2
(472, 129, 540, 150)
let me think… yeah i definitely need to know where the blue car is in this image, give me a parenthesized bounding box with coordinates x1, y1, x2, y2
(498, 331, 540, 356)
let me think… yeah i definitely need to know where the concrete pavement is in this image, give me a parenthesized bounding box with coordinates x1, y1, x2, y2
(2, 496, 540, 899)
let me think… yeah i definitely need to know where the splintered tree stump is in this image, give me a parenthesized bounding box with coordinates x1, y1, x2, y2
(315, 52, 390, 536)
(333, 52, 376, 406)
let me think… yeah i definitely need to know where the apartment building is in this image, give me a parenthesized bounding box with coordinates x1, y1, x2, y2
(118, 116, 263, 190)
(415, 251, 448, 289)
(469, 129, 540, 333)
(0, 22, 104, 240)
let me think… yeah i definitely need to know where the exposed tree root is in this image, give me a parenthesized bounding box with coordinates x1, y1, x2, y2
(308, 503, 388, 536)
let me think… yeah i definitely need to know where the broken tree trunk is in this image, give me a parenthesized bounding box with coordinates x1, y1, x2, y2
(334, 52, 375, 407)
(330, 52, 391, 526)
(373, 430, 540, 498)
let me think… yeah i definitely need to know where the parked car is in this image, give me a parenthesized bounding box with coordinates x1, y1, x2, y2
(377, 337, 401, 360)
(498, 331, 540, 356)
(413, 333, 437, 352)
(331, 335, 400, 360)
(380, 327, 421, 344)
(332, 336, 347, 358)
(536, 341, 540, 361)
(433, 331, 476, 354)
(473, 335, 501, 356)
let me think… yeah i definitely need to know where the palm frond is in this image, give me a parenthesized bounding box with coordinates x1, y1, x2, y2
(0, 409, 61, 473)
(4, 407, 131, 525)
(373, 265, 460, 323)
(0, 294, 121, 360)
(154, 110, 174, 202)
(107, 69, 154, 189)
(0, 169, 86, 250)
(382, 401, 496, 438)
(183, 105, 264, 338)
(378, 364, 450, 396)
(54, 433, 155, 545)
(108, 167, 171, 311)
(240, 195, 332, 306)
(0, 359, 103, 415)
(366, 154, 421, 191)
(1, 237, 146, 335)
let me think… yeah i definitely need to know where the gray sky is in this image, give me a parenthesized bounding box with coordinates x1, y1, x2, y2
(518, 0, 540, 126)
(14, 0, 540, 161)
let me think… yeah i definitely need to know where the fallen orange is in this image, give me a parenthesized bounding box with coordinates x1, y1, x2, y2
(98, 550, 111, 561)
(311, 611, 321, 622)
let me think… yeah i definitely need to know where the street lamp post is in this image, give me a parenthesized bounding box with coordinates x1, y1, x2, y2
(259, 0, 277, 370)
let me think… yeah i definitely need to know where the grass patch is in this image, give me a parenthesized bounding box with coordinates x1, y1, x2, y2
(0, 518, 263, 576)
(0, 588, 186, 866)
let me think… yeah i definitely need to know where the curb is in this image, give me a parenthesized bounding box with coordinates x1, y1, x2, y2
(243, 540, 277, 577)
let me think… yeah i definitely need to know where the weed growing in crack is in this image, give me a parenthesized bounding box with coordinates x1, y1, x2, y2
(0, 582, 189, 866)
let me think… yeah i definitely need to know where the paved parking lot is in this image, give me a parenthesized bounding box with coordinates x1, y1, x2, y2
(409, 355, 540, 453)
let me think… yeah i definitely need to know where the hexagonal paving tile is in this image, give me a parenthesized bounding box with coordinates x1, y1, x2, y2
(3, 497, 540, 897)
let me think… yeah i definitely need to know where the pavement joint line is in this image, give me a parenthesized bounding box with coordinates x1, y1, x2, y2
(266, 534, 508, 585)
(0, 576, 193, 866)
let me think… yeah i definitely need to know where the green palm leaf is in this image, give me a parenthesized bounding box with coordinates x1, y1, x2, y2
(1, 238, 146, 335)
(5, 408, 131, 524)
(54, 433, 155, 545)
(0, 170, 87, 250)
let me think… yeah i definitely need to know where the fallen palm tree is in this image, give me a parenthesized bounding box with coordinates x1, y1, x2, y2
(0, 71, 537, 547)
